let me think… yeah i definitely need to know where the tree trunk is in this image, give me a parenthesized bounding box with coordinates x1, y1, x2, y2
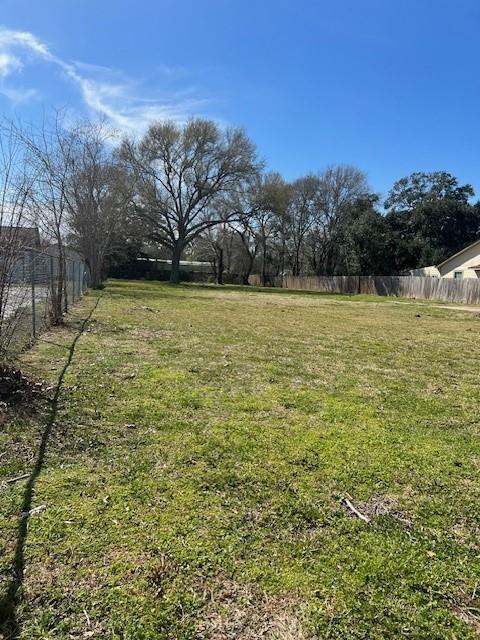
(170, 242, 183, 284)
(280, 237, 286, 277)
(293, 246, 301, 276)
(261, 236, 267, 287)
(51, 240, 65, 324)
(217, 248, 224, 285)
(91, 271, 103, 289)
(242, 250, 255, 285)
(89, 254, 102, 289)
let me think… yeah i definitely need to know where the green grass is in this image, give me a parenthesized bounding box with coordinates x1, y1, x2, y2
(1, 279, 480, 639)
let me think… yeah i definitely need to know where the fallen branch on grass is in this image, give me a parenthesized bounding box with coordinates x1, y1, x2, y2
(6, 472, 29, 484)
(342, 497, 371, 524)
(22, 504, 46, 518)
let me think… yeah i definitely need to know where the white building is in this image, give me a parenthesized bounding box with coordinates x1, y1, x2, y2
(410, 238, 480, 279)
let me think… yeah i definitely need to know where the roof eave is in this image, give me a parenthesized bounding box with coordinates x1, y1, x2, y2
(436, 238, 480, 270)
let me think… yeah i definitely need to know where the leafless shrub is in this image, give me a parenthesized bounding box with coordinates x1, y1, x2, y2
(14, 113, 77, 323)
(0, 122, 35, 358)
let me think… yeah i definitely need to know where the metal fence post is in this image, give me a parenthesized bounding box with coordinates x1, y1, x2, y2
(64, 257, 68, 313)
(72, 260, 77, 302)
(30, 250, 36, 338)
(49, 253, 54, 288)
(48, 253, 54, 321)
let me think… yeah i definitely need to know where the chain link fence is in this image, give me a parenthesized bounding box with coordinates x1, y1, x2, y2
(0, 248, 89, 357)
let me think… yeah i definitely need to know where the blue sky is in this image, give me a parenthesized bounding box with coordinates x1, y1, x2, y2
(1, 0, 479, 201)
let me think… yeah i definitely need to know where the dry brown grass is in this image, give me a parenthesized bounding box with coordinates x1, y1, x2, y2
(197, 579, 310, 640)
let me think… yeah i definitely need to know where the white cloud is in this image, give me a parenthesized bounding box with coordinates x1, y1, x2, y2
(0, 52, 23, 78)
(0, 26, 210, 132)
(0, 28, 52, 60)
(0, 84, 37, 102)
(60, 64, 210, 132)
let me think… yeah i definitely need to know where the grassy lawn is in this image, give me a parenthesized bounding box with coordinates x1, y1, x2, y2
(1, 279, 480, 639)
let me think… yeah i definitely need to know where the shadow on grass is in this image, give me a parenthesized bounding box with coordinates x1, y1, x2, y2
(0, 298, 100, 640)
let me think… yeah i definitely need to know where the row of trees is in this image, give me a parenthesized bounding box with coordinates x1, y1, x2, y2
(2, 114, 479, 310)
(0, 114, 127, 360)
(111, 119, 480, 284)
(191, 169, 480, 284)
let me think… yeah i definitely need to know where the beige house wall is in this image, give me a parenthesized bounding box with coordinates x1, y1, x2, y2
(410, 266, 440, 277)
(438, 240, 480, 278)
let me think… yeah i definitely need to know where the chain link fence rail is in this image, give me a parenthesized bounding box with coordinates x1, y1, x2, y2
(0, 248, 90, 357)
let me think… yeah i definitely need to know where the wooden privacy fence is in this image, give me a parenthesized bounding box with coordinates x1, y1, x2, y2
(248, 274, 480, 305)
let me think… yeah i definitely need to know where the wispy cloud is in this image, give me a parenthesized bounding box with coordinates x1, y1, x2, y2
(0, 29, 52, 60)
(0, 52, 23, 79)
(0, 27, 210, 132)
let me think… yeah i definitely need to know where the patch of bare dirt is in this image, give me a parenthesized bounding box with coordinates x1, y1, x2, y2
(344, 494, 412, 528)
(128, 305, 160, 314)
(196, 578, 311, 640)
(450, 592, 480, 636)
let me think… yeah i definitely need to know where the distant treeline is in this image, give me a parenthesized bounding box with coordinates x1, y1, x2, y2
(187, 169, 480, 284)
(113, 126, 480, 283)
(8, 112, 470, 287)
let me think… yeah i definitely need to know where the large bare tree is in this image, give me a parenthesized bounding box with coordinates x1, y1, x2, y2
(253, 173, 291, 285)
(67, 122, 130, 289)
(233, 215, 259, 285)
(16, 114, 77, 323)
(310, 165, 369, 274)
(196, 223, 236, 284)
(119, 118, 261, 283)
(287, 176, 317, 275)
(221, 179, 264, 284)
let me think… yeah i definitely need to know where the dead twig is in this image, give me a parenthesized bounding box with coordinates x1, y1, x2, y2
(342, 496, 371, 524)
(6, 473, 29, 484)
(22, 504, 46, 518)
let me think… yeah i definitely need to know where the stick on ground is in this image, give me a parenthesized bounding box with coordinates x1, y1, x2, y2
(6, 473, 29, 484)
(342, 497, 371, 524)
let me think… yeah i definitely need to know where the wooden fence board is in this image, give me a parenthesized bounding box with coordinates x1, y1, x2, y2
(248, 274, 480, 305)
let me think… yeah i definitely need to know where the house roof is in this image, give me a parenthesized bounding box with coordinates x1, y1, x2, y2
(436, 238, 480, 269)
(44, 244, 84, 261)
(0, 226, 41, 249)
